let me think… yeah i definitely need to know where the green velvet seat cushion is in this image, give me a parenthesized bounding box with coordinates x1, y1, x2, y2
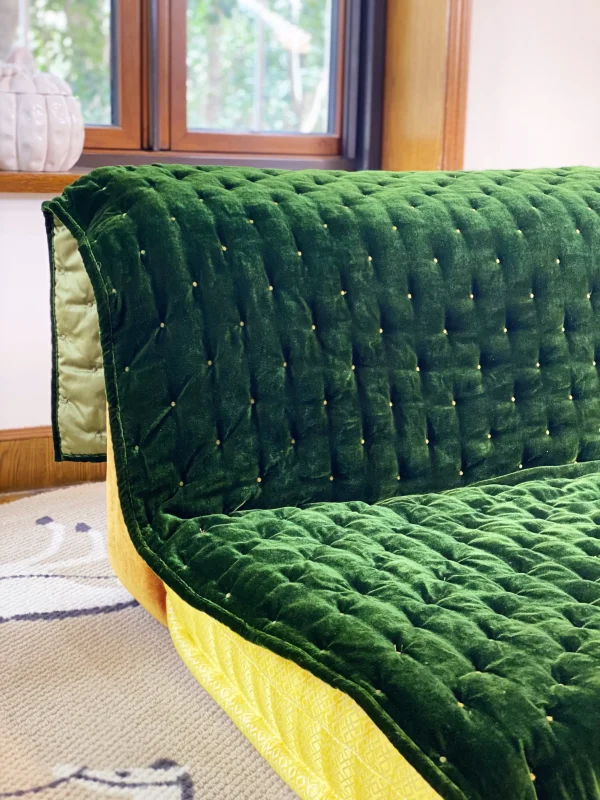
(160, 463, 600, 800)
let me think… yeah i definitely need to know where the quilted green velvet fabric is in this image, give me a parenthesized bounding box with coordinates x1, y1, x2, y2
(168, 465, 600, 800)
(43, 165, 600, 799)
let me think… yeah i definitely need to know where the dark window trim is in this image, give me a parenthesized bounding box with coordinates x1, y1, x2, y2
(354, 0, 386, 170)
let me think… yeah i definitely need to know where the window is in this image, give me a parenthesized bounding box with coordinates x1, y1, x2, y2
(10, 0, 384, 168)
(173, 0, 343, 155)
(15, 0, 141, 149)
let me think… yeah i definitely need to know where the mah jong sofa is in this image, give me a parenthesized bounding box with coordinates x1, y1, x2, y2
(43, 165, 600, 800)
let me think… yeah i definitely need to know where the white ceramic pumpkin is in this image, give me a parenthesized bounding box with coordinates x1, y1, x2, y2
(0, 53, 84, 172)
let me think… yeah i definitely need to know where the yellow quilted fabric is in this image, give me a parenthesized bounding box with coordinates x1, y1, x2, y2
(167, 587, 440, 800)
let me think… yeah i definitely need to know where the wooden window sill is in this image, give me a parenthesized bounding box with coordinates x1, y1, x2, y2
(0, 147, 353, 195)
(0, 171, 85, 194)
(78, 150, 351, 171)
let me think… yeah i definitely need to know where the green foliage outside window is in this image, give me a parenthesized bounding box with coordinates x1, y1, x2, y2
(187, 0, 333, 133)
(10, 0, 332, 132)
(28, 0, 112, 126)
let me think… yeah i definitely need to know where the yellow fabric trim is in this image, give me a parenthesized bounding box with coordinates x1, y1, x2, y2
(167, 589, 440, 800)
(106, 434, 440, 800)
(52, 219, 106, 456)
(106, 420, 167, 625)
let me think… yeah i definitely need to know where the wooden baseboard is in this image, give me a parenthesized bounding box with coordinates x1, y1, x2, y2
(0, 426, 54, 441)
(0, 426, 105, 493)
(0, 489, 47, 505)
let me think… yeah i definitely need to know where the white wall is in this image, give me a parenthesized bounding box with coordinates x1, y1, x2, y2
(464, 0, 600, 170)
(0, 194, 53, 428)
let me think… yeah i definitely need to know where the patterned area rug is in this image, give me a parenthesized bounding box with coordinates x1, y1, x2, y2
(0, 483, 296, 799)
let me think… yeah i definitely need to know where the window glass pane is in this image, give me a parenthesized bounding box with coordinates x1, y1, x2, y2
(11, 0, 114, 126)
(187, 0, 336, 134)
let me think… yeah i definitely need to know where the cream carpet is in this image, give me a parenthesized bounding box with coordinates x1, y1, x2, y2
(0, 482, 297, 799)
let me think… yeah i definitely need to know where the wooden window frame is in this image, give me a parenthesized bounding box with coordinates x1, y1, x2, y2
(83, 0, 142, 151)
(76, 0, 388, 173)
(76, 0, 472, 173)
(1, 2, 474, 202)
(167, 0, 346, 156)
(442, 0, 472, 171)
(381, 0, 472, 172)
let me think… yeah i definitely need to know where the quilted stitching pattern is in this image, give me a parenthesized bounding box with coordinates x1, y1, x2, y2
(164, 469, 600, 800)
(51, 218, 106, 457)
(46, 166, 600, 518)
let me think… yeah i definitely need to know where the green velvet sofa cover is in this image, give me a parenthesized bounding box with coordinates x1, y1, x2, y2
(43, 165, 600, 800)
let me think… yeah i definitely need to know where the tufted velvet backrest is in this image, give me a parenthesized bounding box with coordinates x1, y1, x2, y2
(45, 165, 600, 519)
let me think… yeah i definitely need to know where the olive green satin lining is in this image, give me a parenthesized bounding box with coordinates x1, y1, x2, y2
(52, 218, 106, 456)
